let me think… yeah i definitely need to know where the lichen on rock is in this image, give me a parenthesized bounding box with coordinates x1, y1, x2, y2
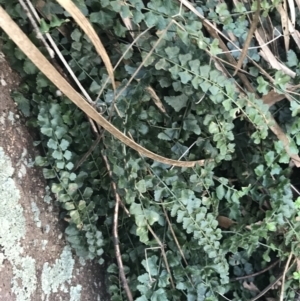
(0, 147, 37, 300)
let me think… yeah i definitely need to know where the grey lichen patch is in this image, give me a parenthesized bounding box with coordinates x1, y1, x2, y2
(79, 257, 86, 266)
(42, 240, 48, 250)
(44, 224, 50, 234)
(18, 163, 27, 178)
(0, 147, 37, 300)
(70, 285, 82, 301)
(0, 113, 5, 126)
(8, 111, 15, 124)
(41, 245, 76, 300)
(0, 252, 4, 268)
(44, 186, 52, 204)
(16, 148, 34, 178)
(11, 256, 37, 301)
(31, 201, 42, 228)
(44, 194, 52, 204)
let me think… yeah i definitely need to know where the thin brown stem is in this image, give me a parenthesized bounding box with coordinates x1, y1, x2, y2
(74, 134, 103, 171)
(146, 224, 175, 289)
(161, 203, 188, 266)
(231, 259, 280, 281)
(250, 258, 296, 301)
(102, 153, 133, 301)
(280, 253, 294, 301)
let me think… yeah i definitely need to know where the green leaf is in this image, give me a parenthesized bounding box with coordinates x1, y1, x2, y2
(179, 53, 192, 66)
(23, 60, 37, 75)
(142, 255, 158, 276)
(110, 1, 122, 12)
(144, 11, 158, 27)
(54, 126, 67, 139)
(164, 94, 188, 112)
(70, 210, 81, 224)
(287, 50, 298, 67)
(58, 194, 70, 203)
(144, 209, 160, 225)
(199, 65, 211, 77)
(274, 70, 290, 90)
(90, 11, 114, 28)
(155, 58, 170, 70)
(132, 10, 144, 23)
(71, 28, 82, 42)
(64, 150, 72, 160)
(178, 71, 192, 84)
(177, 27, 189, 45)
(266, 222, 276, 232)
(191, 76, 202, 89)
(209, 85, 220, 96)
(83, 187, 93, 198)
(208, 122, 219, 134)
(72, 41, 82, 51)
(120, 5, 131, 18)
(47, 138, 58, 150)
(254, 164, 264, 176)
(290, 101, 300, 117)
(198, 36, 210, 50)
(66, 162, 74, 170)
(264, 151, 275, 166)
(60, 139, 70, 151)
(157, 132, 171, 140)
(257, 76, 269, 95)
(222, 99, 232, 111)
(64, 202, 76, 210)
(35, 156, 48, 167)
(188, 59, 200, 74)
(52, 150, 63, 160)
(50, 15, 68, 28)
(119, 43, 133, 59)
(40, 18, 50, 33)
(100, 0, 110, 6)
(216, 185, 225, 200)
(176, 210, 185, 223)
(56, 161, 65, 169)
(183, 114, 201, 134)
(36, 73, 49, 88)
(43, 168, 56, 179)
(136, 180, 146, 193)
(200, 81, 211, 93)
(165, 46, 180, 60)
(210, 39, 222, 55)
(151, 288, 168, 301)
(90, 81, 101, 94)
(69, 173, 76, 181)
(136, 226, 149, 244)
(114, 20, 127, 37)
(12, 92, 30, 117)
(169, 64, 179, 79)
(78, 200, 86, 210)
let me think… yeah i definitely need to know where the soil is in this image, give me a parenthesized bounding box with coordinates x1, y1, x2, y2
(0, 49, 110, 300)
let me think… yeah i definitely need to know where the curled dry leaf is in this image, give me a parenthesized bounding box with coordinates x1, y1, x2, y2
(0, 7, 208, 168)
(217, 216, 236, 229)
(56, 0, 116, 90)
(255, 28, 295, 78)
(145, 86, 167, 114)
(243, 281, 260, 293)
(277, 1, 290, 52)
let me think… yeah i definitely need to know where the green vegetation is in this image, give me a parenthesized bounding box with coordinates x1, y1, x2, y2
(2, 0, 300, 299)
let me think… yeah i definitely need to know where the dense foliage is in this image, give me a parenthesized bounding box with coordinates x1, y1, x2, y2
(2, 0, 300, 299)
